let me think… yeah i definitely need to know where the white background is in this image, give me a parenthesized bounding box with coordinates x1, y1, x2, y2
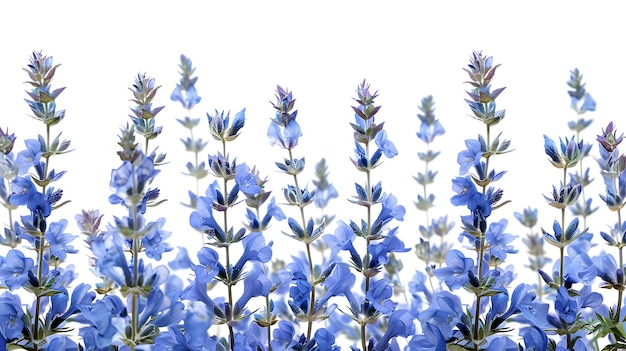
(1, 0, 626, 342)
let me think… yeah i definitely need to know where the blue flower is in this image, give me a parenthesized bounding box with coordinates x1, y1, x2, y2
(375, 130, 398, 158)
(232, 232, 272, 279)
(451, 176, 478, 206)
(171, 83, 201, 110)
(373, 309, 415, 351)
(409, 322, 447, 351)
(544, 135, 584, 169)
(190, 189, 225, 241)
(109, 154, 160, 211)
(10, 176, 51, 219)
(0, 249, 34, 290)
(267, 119, 302, 150)
(207, 108, 246, 142)
(520, 326, 549, 351)
(15, 138, 43, 175)
(289, 271, 312, 316)
(193, 247, 223, 284)
(485, 219, 518, 262)
(368, 227, 410, 269)
(45, 219, 78, 261)
(366, 279, 395, 314)
(0, 292, 24, 341)
(433, 249, 474, 290)
(316, 263, 358, 312)
(235, 163, 261, 195)
(271, 321, 297, 350)
(457, 139, 483, 175)
(139, 289, 185, 329)
(142, 217, 172, 260)
(90, 231, 132, 287)
(268, 86, 302, 149)
(168, 247, 193, 270)
(170, 54, 202, 110)
(234, 269, 271, 315)
(78, 295, 125, 350)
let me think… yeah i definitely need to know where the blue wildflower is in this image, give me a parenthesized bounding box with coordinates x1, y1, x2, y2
(374, 130, 398, 158)
(316, 263, 358, 312)
(142, 217, 172, 260)
(168, 247, 193, 270)
(373, 309, 415, 351)
(0, 292, 24, 341)
(235, 163, 261, 195)
(289, 271, 312, 316)
(366, 279, 395, 314)
(15, 139, 43, 175)
(207, 108, 246, 142)
(457, 139, 483, 175)
(234, 269, 271, 315)
(485, 219, 518, 262)
(433, 250, 474, 290)
(78, 295, 125, 350)
(409, 322, 447, 351)
(0, 249, 34, 291)
(232, 232, 272, 279)
(44, 219, 78, 261)
(10, 176, 51, 220)
(193, 247, 223, 284)
(170, 54, 201, 110)
(268, 86, 302, 149)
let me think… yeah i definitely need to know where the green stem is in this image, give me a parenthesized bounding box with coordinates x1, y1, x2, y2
(287, 147, 315, 341)
(617, 209, 623, 321)
(130, 204, 139, 351)
(33, 124, 52, 350)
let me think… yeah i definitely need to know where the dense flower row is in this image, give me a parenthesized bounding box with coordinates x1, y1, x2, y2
(0, 50, 624, 351)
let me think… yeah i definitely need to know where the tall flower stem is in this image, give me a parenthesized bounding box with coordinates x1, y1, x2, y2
(33, 123, 52, 351)
(616, 206, 623, 321)
(559, 168, 567, 286)
(287, 147, 315, 340)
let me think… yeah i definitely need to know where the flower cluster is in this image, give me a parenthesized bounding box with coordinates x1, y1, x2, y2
(2, 48, 625, 351)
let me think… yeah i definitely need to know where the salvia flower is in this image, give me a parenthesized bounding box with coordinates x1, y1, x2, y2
(170, 54, 201, 110)
(129, 73, 164, 140)
(567, 68, 596, 116)
(0, 249, 34, 290)
(416, 95, 445, 143)
(597, 121, 624, 153)
(208, 108, 246, 143)
(0, 128, 16, 155)
(268, 86, 301, 149)
(23, 51, 66, 126)
(463, 51, 506, 126)
(544, 135, 585, 169)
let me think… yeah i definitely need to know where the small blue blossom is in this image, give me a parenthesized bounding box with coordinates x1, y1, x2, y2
(268, 86, 302, 149)
(485, 219, 518, 262)
(235, 163, 261, 195)
(45, 219, 78, 261)
(373, 309, 415, 351)
(0, 249, 34, 290)
(15, 138, 43, 175)
(235, 269, 271, 315)
(366, 279, 395, 314)
(170, 54, 202, 110)
(0, 292, 24, 341)
(457, 139, 484, 175)
(168, 247, 193, 270)
(374, 130, 398, 158)
(142, 217, 172, 260)
(433, 249, 474, 290)
(316, 263, 358, 312)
